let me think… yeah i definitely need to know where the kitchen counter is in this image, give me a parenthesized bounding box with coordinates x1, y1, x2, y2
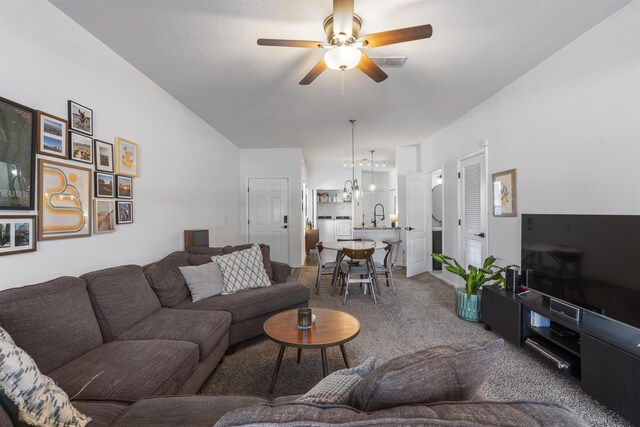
(353, 226, 399, 230)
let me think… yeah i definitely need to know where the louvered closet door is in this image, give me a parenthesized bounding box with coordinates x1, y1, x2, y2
(459, 152, 487, 270)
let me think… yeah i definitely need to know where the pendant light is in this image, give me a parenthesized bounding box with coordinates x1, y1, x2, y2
(369, 150, 376, 191)
(342, 119, 361, 201)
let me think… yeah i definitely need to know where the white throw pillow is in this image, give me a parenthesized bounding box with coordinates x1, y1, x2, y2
(179, 261, 225, 302)
(0, 327, 91, 427)
(215, 244, 271, 295)
(295, 357, 376, 405)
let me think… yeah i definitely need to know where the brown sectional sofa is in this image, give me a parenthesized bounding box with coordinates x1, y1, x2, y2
(0, 244, 589, 426)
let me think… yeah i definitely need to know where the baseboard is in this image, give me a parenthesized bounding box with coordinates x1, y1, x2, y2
(432, 273, 457, 288)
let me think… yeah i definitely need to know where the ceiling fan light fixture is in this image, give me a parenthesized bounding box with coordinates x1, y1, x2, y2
(324, 46, 362, 71)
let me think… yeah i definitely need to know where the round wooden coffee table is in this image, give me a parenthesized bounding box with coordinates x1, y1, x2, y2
(263, 307, 360, 393)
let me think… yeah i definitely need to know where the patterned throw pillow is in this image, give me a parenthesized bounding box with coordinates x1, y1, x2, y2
(0, 327, 90, 427)
(295, 357, 376, 406)
(215, 244, 271, 295)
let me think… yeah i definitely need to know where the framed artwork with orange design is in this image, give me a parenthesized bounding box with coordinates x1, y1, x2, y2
(115, 137, 138, 177)
(38, 159, 92, 240)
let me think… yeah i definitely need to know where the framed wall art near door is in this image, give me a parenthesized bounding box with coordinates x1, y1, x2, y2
(38, 159, 92, 240)
(492, 168, 517, 217)
(0, 215, 37, 256)
(68, 100, 93, 136)
(0, 96, 36, 210)
(116, 201, 133, 224)
(36, 111, 68, 159)
(115, 137, 138, 177)
(94, 139, 114, 172)
(69, 131, 93, 164)
(116, 175, 132, 199)
(94, 199, 116, 233)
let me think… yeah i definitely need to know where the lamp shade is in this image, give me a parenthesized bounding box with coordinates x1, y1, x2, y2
(324, 46, 362, 70)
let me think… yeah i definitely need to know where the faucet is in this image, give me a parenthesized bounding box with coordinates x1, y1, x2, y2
(372, 204, 385, 228)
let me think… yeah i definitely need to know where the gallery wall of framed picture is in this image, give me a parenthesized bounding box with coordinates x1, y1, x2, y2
(0, 94, 140, 255)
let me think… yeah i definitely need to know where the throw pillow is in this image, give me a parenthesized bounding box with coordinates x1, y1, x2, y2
(295, 357, 375, 406)
(215, 244, 271, 295)
(350, 339, 504, 411)
(0, 327, 91, 427)
(179, 261, 225, 302)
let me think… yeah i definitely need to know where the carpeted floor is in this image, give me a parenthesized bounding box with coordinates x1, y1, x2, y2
(200, 266, 630, 426)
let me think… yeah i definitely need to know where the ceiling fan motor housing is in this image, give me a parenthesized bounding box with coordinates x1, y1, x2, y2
(323, 14, 363, 44)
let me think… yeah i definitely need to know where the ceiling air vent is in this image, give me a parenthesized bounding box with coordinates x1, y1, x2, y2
(369, 57, 407, 68)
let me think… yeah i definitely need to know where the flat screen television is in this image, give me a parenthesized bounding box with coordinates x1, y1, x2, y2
(521, 214, 640, 330)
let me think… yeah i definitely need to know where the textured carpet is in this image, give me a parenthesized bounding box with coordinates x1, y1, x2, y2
(200, 267, 630, 426)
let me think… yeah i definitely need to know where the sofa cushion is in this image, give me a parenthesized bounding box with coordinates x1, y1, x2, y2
(179, 262, 225, 302)
(73, 401, 129, 427)
(82, 265, 161, 342)
(115, 308, 231, 360)
(0, 328, 91, 427)
(176, 282, 310, 324)
(296, 357, 375, 406)
(112, 396, 267, 427)
(188, 254, 215, 266)
(0, 276, 103, 373)
(215, 401, 589, 426)
(190, 244, 273, 280)
(350, 339, 504, 411)
(48, 340, 199, 401)
(216, 245, 271, 295)
(144, 252, 191, 307)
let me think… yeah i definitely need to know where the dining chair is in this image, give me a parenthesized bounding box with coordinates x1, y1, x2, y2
(340, 247, 378, 304)
(315, 242, 348, 295)
(337, 238, 361, 264)
(374, 241, 397, 294)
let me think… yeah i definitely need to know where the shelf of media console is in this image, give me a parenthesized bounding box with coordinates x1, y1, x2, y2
(514, 288, 640, 359)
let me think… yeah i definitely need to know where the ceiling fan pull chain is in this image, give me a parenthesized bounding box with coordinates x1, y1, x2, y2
(340, 69, 345, 101)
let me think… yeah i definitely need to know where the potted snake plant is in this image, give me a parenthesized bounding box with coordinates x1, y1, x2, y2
(431, 253, 516, 322)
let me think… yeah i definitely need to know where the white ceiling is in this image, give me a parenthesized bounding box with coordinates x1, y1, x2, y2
(50, 0, 628, 169)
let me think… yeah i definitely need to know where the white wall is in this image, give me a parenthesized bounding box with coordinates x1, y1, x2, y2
(0, 0, 241, 289)
(239, 148, 305, 267)
(420, 0, 640, 285)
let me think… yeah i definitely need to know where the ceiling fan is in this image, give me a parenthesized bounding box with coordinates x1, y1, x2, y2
(257, 0, 433, 85)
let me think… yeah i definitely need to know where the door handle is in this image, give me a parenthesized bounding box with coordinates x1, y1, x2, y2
(405, 227, 415, 231)
(281, 225, 288, 229)
(474, 232, 485, 238)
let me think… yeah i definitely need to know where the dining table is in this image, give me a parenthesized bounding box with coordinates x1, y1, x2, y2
(321, 240, 387, 296)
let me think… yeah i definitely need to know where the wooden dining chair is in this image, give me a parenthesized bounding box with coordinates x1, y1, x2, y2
(374, 241, 397, 294)
(340, 247, 378, 304)
(315, 242, 348, 295)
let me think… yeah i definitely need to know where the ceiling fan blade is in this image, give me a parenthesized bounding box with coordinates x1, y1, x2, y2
(257, 39, 323, 48)
(359, 24, 433, 48)
(333, 0, 354, 37)
(299, 59, 328, 85)
(357, 54, 388, 83)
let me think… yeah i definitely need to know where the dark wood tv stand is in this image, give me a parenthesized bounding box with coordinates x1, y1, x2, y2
(482, 284, 640, 425)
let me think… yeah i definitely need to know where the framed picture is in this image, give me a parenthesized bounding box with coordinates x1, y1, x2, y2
(69, 131, 93, 164)
(116, 201, 133, 224)
(115, 137, 138, 177)
(0, 96, 36, 210)
(36, 111, 68, 159)
(492, 168, 517, 217)
(38, 159, 92, 240)
(95, 172, 115, 198)
(68, 100, 93, 135)
(116, 175, 133, 199)
(94, 199, 116, 233)
(94, 139, 114, 172)
(0, 215, 37, 256)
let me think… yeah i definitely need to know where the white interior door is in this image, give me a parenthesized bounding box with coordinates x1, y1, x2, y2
(248, 178, 289, 264)
(405, 171, 432, 277)
(459, 152, 488, 274)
